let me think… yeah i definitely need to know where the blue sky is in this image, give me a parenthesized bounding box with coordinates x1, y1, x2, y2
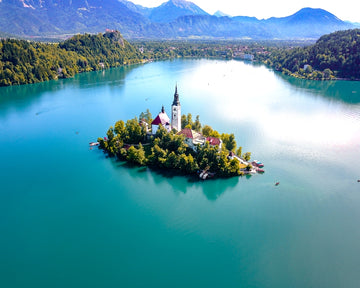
(131, 0, 359, 22)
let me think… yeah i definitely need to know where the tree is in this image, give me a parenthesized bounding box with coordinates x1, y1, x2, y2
(181, 114, 187, 129)
(323, 68, 333, 79)
(193, 115, 201, 131)
(226, 133, 236, 152)
(114, 120, 125, 139)
(125, 117, 144, 144)
(243, 152, 251, 162)
(127, 144, 146, 166)
(139, 109, 153, 125)
(202, 125, 213, 137)
(236, 146, 242, 157)
(222, 133, 236, 152)
(106, 126, 114, 141)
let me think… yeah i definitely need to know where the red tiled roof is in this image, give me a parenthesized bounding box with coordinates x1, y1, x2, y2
(177, 128, 193, 138)
(206, 137, 221, 146)
(151, 112, 170, 126)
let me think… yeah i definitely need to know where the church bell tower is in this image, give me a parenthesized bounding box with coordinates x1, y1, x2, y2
(171, 84, 181, 132)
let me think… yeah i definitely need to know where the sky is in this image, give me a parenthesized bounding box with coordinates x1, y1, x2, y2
(130, 0, 360, 22)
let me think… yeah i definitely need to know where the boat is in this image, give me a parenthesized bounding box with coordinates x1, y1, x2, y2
(89, 142, 100, 147)
(275, 182, 280, 186)
(252, 160, 264, 168)
(198, 166, 215, 180)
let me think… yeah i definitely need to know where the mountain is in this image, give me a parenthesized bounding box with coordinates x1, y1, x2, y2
(214, 11, 231, 17)
(148, 0, 209, 23)
(118, 0, 153, 17)
(0, 1, 355, 40)
(265, 8, 351, 38)
(0, 0, 151, 37)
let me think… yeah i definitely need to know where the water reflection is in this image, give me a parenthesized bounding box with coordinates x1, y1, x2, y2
(0, 63, 141, 114)
(110, 159, 239, 201)
(276, 72, 360, 104)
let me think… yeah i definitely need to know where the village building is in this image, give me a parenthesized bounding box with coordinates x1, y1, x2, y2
(177, 128, 206, 150)
(206, 136, 223, 150)
(177, 128, 223, 151)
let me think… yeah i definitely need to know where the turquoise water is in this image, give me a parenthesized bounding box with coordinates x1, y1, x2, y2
(1, 59, 360, 288)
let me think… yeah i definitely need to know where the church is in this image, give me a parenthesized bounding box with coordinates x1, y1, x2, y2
(149, 85, 222, 151)
(151, 85, 181, 134)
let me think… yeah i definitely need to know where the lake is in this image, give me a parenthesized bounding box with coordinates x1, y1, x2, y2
(1, 59, 360, 288)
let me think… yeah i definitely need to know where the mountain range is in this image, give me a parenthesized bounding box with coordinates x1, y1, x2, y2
(0, 0, 356, 39)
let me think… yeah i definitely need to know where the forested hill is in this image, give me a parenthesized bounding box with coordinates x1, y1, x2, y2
(0, 31, 142, 86)
(260, 29, 360, 80)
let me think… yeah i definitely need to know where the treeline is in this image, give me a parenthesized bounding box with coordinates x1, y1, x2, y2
(0, 31, 142, 86)
(98, 113, 252, 178)
(131, 39, 296, 60)
(257, 29, 360, 80)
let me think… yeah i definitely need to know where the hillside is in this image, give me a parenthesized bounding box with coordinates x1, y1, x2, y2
(0, 0, 355, 39)
(149, 0, 209, 23)
(260, 29, 360, 80)
(0, 31, 142, 86)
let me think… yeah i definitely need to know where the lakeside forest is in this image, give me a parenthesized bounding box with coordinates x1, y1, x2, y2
(1, 29, 360, 86)
(98, 112, 252, 178)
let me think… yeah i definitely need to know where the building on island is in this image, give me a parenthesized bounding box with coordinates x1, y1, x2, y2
(151, 105, 171, 134)
(177, 128, 206, 151)
(177, 128, 223, 151)
(150, 85, 222, 151)
(206, 136, 222, 150)
(151, 85, 182, 134)
(171, 85, 181, 132)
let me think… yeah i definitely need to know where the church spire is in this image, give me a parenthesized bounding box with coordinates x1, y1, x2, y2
(171, 84, 181, 132)
(172, 84, 180, 106)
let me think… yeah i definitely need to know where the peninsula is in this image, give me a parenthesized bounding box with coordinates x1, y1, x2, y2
(96, 86, 263, 179)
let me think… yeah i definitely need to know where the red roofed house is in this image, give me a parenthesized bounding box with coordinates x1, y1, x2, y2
(151, 106, 171, 134)
(177, 129, 222, 151)
(177, 128, 206, 150)
(206, 136, 222, 149)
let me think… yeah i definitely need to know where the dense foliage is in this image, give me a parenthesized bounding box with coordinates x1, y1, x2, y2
(0, 31, 142, 86)
(98, 113, 252, 178)
(4, 29, 358, 87)
(257, 29, 360, 80)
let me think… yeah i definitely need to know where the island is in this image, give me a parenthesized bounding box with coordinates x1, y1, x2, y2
(96, 86, 264, 179)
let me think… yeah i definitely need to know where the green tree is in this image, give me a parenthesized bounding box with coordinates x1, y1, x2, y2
(114, 120, 126, 139)
(243, 152, 251, 162)
(106, 126, 114, 141)
(193, 115, 201, 131)
(202, 125, 213, 137)
(226, 133, 237, 152)
(125, 117, 144, 144)
(127, 144, 146, 166)
(236, 146, 242, 157)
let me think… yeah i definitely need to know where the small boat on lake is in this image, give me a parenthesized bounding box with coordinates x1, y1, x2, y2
(198, 166, 215, 180)
(275, 182, 280, 186)
(89, 142, 99, 147)
(252, 160, 264, 168)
